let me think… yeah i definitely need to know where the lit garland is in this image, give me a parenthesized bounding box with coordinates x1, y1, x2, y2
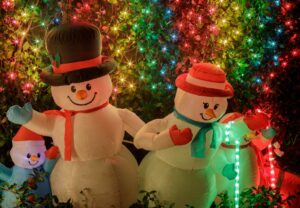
(268, 144, 276, 189)
(225, 120, 240, 207)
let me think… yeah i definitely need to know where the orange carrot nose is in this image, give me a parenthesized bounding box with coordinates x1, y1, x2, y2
(30, 155, 38, 161)
(76, 90, 87, 100)
(205, 108, 217, 118)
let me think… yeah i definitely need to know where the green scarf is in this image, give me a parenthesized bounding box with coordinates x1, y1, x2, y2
(173, 109, 221, 158)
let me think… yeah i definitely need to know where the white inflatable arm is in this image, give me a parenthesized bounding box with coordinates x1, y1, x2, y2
(134, 115, 174, 151)
(24, 110, 56, 137)
(118, 109, 145, 137)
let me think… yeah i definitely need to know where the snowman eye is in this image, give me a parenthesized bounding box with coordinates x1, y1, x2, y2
(203, 103, 209, 109)
(71, 85, 76, 93)
(37, 153, 41, 158)
(214, 104, 219, 110)
(27, 153, 31, 158)
(86, 83, 91, 91)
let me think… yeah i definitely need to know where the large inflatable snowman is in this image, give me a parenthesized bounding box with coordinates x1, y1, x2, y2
(0, 126, 58, 208)
(134, 63, 236, 208)
(214, 111, 276, 198)
(7, 22, 144, 208)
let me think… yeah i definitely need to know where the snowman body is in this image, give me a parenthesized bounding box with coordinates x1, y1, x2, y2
(50, 104, 138, 207)
(0, 127, 57, 208)
(7, 23, 145, 208)
(139, 113, 223, 208)
(17, 75, 144, 208)
(214, 114, 269, 197)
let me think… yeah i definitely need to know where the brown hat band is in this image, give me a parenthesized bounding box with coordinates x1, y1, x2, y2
(52, 55, 103, 74)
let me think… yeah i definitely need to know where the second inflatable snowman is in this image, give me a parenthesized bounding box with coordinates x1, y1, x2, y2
(7, 22, 144, 208)
(134, 63, 236, 208)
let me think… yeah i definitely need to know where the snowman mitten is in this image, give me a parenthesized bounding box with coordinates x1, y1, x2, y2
(169, 125, 193, 145)
(7, 102, 33, 125)
(222, 163, 237, 180)
(261, 127, 276, 139)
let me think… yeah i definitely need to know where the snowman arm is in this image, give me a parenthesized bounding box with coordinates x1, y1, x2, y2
(0, 163, 12, 182)
(117, 108, 145, 137)
(43, 158, 58, 174)
(24, 110, 56, 137)
(134, 116, 173, 150)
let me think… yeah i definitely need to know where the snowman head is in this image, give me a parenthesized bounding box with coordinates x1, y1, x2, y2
(39, 23, 117, 110)
(51, 75, 112, 111)
(174, 63, 233, 123)
(10, 127, 46, 169)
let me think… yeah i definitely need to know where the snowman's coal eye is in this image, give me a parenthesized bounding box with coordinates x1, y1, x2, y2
(86, 83, 91, 91)
(203, 103, 209, 109)
(37, 153, 41, 158)
(214, 104, 219, 110)
(71, 86, 76, 93)
(27, 153, 31, 158)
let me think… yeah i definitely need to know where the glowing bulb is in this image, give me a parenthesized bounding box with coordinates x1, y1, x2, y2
(129, 83, 134, 88)
(128, 61, 133, 66)
(22, 12, 28, 17)
(21, 31, 26, 36)
(120, 78, 125, 83)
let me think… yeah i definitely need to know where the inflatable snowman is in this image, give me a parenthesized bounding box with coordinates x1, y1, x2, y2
(0, 127, 58, 208)
(134, 63, 236, 208)
(7, 22, 144, 208)
(214, 111, 276, 198)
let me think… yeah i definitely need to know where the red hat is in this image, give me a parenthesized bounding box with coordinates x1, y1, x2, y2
(175, 63, 234, 97)
(13, 127, 43, 142)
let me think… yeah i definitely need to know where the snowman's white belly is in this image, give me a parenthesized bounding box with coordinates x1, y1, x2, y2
(156, 115, 221, 170)
(52, 105, 124, 161)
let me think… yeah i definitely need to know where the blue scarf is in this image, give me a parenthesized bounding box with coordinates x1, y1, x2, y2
(173, 109, 220, 158)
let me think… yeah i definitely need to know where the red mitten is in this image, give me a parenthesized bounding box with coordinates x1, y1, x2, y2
(244, 111, 270, 131)
(45, 146, 60, 159)
(169, 125, 193, 145)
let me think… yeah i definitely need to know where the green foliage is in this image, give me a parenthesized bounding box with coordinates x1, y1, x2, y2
(217, 186, 296, 208)
(0, 168, 73, 207)
(130, 190, 175, 208)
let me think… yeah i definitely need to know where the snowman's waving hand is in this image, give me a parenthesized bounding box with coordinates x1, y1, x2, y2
(7, 103, 56, 137)
(7, 102, 33, 125)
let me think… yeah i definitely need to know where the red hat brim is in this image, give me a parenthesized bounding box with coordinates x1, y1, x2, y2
(175, 73, 234, 97)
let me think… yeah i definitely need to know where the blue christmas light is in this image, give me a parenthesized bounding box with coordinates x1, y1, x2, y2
(161, 46, 167, 52)
(171, 33, 177, 41)
(273, 55, 278, 61)
(167, 84, 173, 90)
(171, 60, 176, 65)
(53, 17, 61, 25)
(255, 77, 262, 84)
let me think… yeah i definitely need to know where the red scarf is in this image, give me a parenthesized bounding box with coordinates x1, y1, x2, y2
(44, 101, 109, 161)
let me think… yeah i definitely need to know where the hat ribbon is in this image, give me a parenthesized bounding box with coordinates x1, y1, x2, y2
(52, 55, 103, 74)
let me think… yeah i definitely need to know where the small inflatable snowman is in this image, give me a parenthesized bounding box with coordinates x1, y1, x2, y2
(0, 127, 58, 208)
(134, 63, 236, 208)
(214, 111, 276, 198)
(7, 22, 144, 208)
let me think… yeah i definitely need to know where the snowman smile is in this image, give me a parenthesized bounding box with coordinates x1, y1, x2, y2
(28, 160, 39, 166)
(200, 113, 213, 121)
(67, 92, 97, 106)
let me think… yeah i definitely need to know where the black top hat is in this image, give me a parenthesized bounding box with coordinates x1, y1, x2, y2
(40, 22, 117, 86)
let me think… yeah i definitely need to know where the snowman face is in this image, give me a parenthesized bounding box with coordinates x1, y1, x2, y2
(10, 142, 46, 169)
(51, 75, 112, 111)
(174, 89, 228, 123)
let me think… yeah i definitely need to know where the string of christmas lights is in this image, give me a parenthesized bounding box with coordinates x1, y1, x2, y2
(0, 0, 299, 181)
